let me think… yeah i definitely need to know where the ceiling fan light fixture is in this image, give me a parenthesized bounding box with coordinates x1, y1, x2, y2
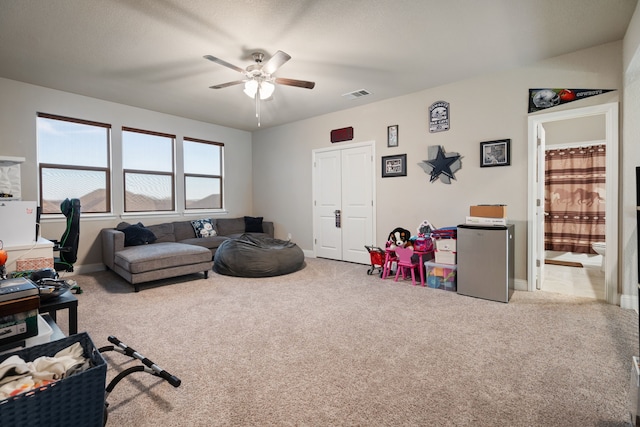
(205, 50, 315, 127)
(244, 80, 275, 100)
(243, 79, 258, 98)
(260, 81, 275, 99)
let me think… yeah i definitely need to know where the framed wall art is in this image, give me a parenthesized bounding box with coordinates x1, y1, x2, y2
(480, 139, 511, 168)
(387, 125, 398, 147)
(382, 154, 407, 178)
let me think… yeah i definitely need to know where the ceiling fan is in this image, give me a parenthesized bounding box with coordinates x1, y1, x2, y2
(204, 50, 315, 126)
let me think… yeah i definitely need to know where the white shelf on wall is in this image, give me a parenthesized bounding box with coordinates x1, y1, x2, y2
(0, 156, 25, 167)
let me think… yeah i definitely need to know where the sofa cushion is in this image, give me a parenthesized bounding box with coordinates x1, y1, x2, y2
(122, 223, 157, 246)
(244, 216, 264, 233)
(191, 218, 217, 238)
(179, 236, 229, 251)
(147, 222, 176, 243)
(173, 221, 197, 241)
(115, 242, 211, 274)
(216, 217, 246, 236)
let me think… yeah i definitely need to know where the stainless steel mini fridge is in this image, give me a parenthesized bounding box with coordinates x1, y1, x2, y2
(457, 224, 514, 303)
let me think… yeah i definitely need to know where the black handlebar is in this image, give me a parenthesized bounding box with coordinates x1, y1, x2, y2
(108, 335, 181, 387)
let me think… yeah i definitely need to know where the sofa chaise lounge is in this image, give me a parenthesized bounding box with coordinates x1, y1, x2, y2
(101, 217, 274, 291)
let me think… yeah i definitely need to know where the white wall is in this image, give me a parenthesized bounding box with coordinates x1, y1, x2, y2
(252, 42, 622, 286)
(0, 38, 631, 294)
(0, 77, 253, 269)
(622, 2, 640, 309)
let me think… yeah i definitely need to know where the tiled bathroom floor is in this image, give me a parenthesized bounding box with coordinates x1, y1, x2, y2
(542, 263, 605, 300)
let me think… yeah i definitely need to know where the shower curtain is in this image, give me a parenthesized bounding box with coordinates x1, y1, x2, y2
(544, 144, 606, 253)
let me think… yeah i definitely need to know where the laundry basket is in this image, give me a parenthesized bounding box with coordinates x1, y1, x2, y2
(0, 332, 107, 427)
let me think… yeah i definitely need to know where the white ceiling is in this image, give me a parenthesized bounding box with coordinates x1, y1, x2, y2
(0, 0, 636, 132)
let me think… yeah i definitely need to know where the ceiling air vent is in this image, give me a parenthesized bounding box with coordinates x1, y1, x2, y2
(342, 89, 372, 100)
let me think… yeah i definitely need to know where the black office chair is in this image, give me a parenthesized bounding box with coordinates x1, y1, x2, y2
(52, 198, 81, 272)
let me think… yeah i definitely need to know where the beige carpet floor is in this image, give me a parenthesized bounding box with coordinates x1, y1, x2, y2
(54, 257, 637, 426)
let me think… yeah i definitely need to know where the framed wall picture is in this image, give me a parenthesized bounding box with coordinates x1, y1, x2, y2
(382, 154, 407, 178)
(480, 139, 511, 167)
(387, 125, 398, 147)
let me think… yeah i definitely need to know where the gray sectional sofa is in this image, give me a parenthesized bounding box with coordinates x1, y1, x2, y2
(101, 217, 274, 291)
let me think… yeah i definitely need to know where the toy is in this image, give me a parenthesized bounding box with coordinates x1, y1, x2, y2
(413, 219, 435, 252)
(0, 240, 6, 280)
(387, 227, 412, 249)
(413, 236, 433, 252)
(417, 219, 435, 236)
(364, 245, 386, 276)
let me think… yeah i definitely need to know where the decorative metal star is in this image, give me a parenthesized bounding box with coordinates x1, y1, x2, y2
(418, 145, 462, 184)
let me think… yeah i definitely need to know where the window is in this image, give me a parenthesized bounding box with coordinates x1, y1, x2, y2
(183, 137, 223, 210)
(37, 113, 111, 214)
(122, 127, 175, 212)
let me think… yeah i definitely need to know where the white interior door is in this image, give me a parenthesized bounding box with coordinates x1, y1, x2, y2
(341, 146, 373, 264)
(313, 142, 374, 264)
(314, 150, 342, 260)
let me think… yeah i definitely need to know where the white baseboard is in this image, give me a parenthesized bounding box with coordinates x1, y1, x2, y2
(514, 278, 528, 291)
(620, 293, 639, 312)
(57, 263, 106, 277)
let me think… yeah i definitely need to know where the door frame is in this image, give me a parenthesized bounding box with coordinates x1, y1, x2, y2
(527, 102, 619, 304)
(312, 140, 376, 260)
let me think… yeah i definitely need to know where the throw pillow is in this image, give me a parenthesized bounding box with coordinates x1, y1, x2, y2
(191, 218, 217, 238)
(116, 221, 131, 231)
(123, 222, 157, 246)
(244, 216, 264, 233)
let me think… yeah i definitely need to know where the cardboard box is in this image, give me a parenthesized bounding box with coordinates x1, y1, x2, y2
(435, 250, 457, 265)
(425, 261, 457, 291)
(0, 295, 40, 316)
(16, 257, 54, 272)
(435, 238, 457, 252)
(470, 205, 507, 218)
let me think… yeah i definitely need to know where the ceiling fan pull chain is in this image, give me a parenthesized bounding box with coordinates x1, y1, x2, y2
(256, 88, 261, 127)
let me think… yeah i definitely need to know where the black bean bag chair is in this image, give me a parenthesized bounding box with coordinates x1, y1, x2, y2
(213, 234, 305, 277)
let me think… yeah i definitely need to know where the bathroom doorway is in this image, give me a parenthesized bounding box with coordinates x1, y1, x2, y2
(527, 103, 619, 304)
(543, 139, 606, 299)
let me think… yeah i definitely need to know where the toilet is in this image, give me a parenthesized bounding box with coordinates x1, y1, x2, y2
(591, 242, 606, 271)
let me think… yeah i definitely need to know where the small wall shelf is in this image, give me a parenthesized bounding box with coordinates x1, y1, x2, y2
(0, 156, 25, 167)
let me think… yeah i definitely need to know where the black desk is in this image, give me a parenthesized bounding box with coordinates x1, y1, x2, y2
(39, 291, 78, 335)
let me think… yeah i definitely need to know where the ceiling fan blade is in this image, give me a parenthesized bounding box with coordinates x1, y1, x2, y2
(262, 50, 291, 75)
(203, 55, 245, 74)
(275, 77, 315, 89)
(209, 80, 245, 89)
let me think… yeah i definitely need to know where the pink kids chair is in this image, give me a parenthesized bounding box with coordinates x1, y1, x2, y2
(394, 246, 421, 285)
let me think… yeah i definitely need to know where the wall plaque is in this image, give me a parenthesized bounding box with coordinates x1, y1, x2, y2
(331, 127, 354, 143)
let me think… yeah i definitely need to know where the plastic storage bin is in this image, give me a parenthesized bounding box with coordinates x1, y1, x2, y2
(424, 261, 457, 291)
(0, 332, 107, 427)
(24, 315, 53, 347)
(434, 250, 457, 265)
